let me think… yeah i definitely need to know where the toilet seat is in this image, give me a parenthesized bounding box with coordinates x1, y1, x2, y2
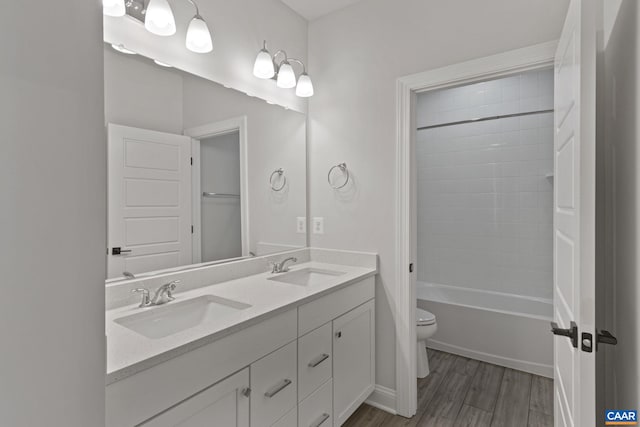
(416, 308, 436, 326)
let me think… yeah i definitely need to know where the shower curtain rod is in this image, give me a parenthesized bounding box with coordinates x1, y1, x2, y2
(416, 108, 554, 131)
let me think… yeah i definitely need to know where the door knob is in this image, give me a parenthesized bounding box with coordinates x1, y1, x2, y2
(550, 321, 578, 348)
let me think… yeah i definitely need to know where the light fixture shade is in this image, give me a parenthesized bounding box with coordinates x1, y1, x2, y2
(186, 16, 213, 53)
(277, 62, 296, 89)
(103, 0, 126, 16)
(253, 49, 275, 79)
(296, 73, 314, 97)
(145, 0, 176, 36)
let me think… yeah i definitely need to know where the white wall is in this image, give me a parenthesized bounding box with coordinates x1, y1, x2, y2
(200, 132, 243, 262)
(183, 75, 307, 253)
(104, 0, 308, 112)
(0, 2, 106, 426)
(602, 0, 640, 408)
(416, 70, 554, 300)
(308, 0, 569, 393)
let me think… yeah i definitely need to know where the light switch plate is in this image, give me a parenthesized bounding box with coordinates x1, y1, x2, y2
(312, 217, 324, 234)
(296, 217, 307, 234)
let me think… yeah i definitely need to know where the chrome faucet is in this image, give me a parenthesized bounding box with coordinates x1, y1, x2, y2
(271, 257, 298, 273)
(132, 280, 180, 308)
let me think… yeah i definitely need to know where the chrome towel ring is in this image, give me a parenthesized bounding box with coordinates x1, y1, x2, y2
(270, 168, 287, 191)
(328, 163, 349, 189)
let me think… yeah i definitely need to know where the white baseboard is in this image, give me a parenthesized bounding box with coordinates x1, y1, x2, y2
(427, 339, 553, 378)
(365, 385, 397, 415)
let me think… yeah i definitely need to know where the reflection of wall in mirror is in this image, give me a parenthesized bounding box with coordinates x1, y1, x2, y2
(104, 48, 307, 264)
(200, 132, 242, 263)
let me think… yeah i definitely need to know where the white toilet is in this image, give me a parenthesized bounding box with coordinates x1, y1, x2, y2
(416, 308, 437, 378)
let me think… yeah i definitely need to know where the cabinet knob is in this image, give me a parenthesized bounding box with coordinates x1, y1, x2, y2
(241, 387, 251, 398)
(335, 331, 342, 338)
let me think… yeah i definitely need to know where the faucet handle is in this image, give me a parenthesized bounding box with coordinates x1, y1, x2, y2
(132, 288, 150, 307)
(166, 280, 180, 300)
(268, 261, 278, 273)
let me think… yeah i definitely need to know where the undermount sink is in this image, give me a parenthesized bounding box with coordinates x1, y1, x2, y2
(268, 267, 346, 286)
(115, 295, 251, 339)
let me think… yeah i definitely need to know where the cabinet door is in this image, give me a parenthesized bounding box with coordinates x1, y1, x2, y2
(332, 300, 375, 426)
(140, 368, 249, 427)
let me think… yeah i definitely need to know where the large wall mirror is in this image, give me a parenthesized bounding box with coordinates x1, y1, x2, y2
(104, 47, 307, 282)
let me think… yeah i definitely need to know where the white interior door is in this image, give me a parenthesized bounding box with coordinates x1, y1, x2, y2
(553, 0, 597, 425)
(108, 124, 192, 279)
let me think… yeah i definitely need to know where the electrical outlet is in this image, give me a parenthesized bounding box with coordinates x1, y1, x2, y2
(296, 217, 306, 234)
(312, 217, 324, 234)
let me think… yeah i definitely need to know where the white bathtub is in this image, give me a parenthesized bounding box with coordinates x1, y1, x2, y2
(417, 282, 554, 378)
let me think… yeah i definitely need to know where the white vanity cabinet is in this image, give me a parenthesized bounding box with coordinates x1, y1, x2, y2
(107, 276, 375, 427)
(140, 368, 250, 427)
(332, 300, 375, 426)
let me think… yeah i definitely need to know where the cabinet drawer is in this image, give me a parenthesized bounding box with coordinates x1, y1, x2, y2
(298, 379, 333, 427)
(140, 368, 249, 427)
(271, 407, 297, 427)
(298, 323, 332, 401)
(298, 277, 375, 336)
(251, 341, 297, 427)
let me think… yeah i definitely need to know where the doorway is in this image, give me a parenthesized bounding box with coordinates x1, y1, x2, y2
(394, 41, 558, 418)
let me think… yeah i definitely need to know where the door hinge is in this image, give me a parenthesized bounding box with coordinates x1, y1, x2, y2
(190, 157, 193, 165)
(191, 225, 194, 234)
(409, 263, 414, 273)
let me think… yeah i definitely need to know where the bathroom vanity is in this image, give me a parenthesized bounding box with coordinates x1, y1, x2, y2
(106, 249, 377, 427)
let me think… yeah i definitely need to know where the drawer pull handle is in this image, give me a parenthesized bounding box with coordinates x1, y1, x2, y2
(308, 353, 330, 368)
(264, 379, 292, 398)
(310, 413, 330, 427)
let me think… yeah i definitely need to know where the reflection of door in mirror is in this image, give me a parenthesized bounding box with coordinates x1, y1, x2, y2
(197, 131, 242, 264)
(107, 124, 193, 280)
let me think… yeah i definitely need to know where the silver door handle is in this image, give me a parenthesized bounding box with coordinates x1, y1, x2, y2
(264, 379, 292, 398)
(308, 353, 329, 368)
(310, 413, 330, 427)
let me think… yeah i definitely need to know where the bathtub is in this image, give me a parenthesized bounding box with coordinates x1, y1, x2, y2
(417, 282, 553, 378)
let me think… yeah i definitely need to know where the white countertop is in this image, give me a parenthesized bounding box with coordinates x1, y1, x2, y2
(106, 261, 376, 384)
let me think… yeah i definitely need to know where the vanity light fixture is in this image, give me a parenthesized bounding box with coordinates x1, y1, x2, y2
(185, 0, 213, 53)
(145, 0, 176, 36)
(104, 0, 213, 54)
(253, 41, 314, 98)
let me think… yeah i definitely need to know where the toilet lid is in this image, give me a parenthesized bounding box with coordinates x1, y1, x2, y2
(416, 308, 436, 326)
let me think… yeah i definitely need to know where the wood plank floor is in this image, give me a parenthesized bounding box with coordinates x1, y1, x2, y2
(344, 349, 553, 427)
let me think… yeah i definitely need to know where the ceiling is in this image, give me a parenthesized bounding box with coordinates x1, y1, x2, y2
(280, 0, 367, 21)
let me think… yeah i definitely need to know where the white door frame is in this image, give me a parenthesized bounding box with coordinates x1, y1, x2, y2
(394, 41, 558, 417)
(185, 116, 250, 262)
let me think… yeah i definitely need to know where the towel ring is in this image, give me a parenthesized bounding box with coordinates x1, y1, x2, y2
(328, 163, 349, 190)
(270, 168, 287, 192)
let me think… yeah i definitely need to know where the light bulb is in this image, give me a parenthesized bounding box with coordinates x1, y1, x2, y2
(253, 49, 275, 79)
(277, 62, 296, 89)
(296, 73, 314, 97)
(145, 0, 176, 36)
(103, 0, 126, 16)
(186, 16, 213, 53)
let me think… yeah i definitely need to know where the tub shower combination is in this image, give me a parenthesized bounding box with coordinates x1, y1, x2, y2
(415, 69, 555, 378)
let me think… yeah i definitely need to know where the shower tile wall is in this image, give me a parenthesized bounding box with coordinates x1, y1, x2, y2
(416, 69, 554, 300)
